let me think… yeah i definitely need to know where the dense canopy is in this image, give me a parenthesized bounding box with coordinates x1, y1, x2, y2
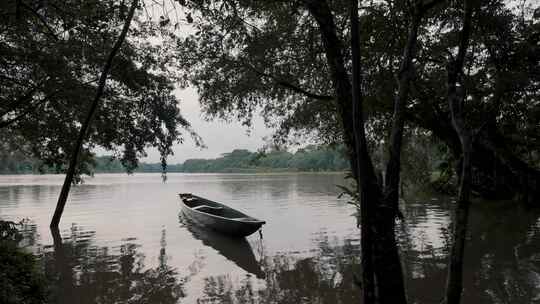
(174, 0, 540, 201)
(0, 0, 198, 176)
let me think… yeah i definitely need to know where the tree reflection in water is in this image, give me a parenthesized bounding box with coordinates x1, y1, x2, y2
(197, 200, 540, 304)
(199, 236, 361, 304)
(16, 198, 540, 303)
(42, 226, 186, 304)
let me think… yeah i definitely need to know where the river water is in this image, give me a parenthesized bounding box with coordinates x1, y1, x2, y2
(0, 173, 538, 303)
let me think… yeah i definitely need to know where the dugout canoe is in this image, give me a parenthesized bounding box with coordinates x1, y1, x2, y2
(179, 193, 265, 237)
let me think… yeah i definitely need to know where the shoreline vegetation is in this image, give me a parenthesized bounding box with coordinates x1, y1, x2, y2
(0, 220, 47, 304)
(0, 145, 350, 175)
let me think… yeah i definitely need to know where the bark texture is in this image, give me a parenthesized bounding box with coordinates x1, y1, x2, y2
(350, 1, 375, 302)
(50, 0, 138, 228)
(305, 1, 440, 303)
(304, 2, 380, 301)
(444, 1, 474, 303)
(384, 11, 421, 209)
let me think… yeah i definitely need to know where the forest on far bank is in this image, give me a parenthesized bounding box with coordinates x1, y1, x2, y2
(0, 145, 352, 174)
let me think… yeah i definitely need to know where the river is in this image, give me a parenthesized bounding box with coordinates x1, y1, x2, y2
(0, 173, 539, 303)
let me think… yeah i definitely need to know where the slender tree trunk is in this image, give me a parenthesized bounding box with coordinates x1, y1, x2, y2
(50, 0, 138, 228)
(350, 1, 375, 302)
(372, 7, 424, 304)
(384, 13, 420, 214)
(444, 1, 474, 303)
(373, 2, 442, 302)
(444, 139, 472, 304)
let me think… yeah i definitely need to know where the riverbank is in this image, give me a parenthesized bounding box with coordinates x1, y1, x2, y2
(0, 169, 349, 175)
(0, 146, 351, 175)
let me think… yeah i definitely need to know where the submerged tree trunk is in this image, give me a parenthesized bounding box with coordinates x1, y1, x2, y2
(444, 1, 474, 303)
(350, 1, 375, 302)
(305, 1, 398, 302)
(50, 0, 138, 228)
(308, 1, 442, 303)
(373, 4, 429, 303)
(51, 227, 73, 304)
(372, 2, 441, 302)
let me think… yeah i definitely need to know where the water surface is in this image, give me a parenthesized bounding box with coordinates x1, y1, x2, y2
(0, 173, 538, 303)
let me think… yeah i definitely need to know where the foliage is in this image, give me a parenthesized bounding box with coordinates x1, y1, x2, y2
(0, 144, 350, 174)
(162, 145, 348, 172)
(0, 220, 47, 304)
(169, 145, 349, 173)
(0, 146, 40, 174)
(337, 172, 360, 209)
(173, 0, 540, 198)
(174, 0, 344, 145)
(0, 0, 199, 178)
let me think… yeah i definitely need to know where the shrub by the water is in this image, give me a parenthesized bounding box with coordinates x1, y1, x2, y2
(0, 221, 46, 304)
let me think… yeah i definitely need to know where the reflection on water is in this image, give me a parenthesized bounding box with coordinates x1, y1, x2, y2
(1, 173, 539, 303)
(38, 226, 186, 304)
(179, 213, 265, 279)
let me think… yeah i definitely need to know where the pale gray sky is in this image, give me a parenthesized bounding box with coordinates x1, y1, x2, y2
(141, 87, 272, 164)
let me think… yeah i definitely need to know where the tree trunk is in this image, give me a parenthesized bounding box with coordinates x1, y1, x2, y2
(384, 1, 443, 203)
(50, 0, 138, 228)
(51, 227, 73, 304)
(444, 1, 474, 303)
(444, 143, 472, 304)
(306, 1, 426, 303)
(374, 5, 428, 304)
(350, 1, 375, 302)
(384, 7, 421, 214)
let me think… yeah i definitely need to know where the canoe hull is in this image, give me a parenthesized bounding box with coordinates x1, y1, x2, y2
(180, 194, 265, 237)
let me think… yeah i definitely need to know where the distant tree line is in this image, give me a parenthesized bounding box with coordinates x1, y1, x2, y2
(179, 146, 349, 173)
(0, 145, 350, 174)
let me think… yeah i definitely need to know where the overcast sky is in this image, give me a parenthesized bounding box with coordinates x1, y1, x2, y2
(141, 87, 272, 164)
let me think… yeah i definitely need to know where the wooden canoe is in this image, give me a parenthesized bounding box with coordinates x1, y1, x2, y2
(179, 193, 265, 237)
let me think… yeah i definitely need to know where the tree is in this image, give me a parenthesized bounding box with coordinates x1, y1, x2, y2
(407, 0, 540, 203)
(348, 0, 441, 302)
(1, 0, 201, 224)
(50, 0, 139, 228)
(1, 0, 199, 178)
(443, 1, 475, 303)
(175, 0, 440, 302)
(174, 0, 540, 203)
(172, 0, 539, 302)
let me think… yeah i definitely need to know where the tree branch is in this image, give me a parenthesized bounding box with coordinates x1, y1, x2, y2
(245, 63, 334, 101)
(19, 1, 60, 41)
(0, 91, 57, 129)
(0, 78, 98, 129)
(420, 0, 445, 12)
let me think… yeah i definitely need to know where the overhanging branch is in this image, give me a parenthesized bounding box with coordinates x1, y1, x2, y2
(244, 63, 334, 101)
